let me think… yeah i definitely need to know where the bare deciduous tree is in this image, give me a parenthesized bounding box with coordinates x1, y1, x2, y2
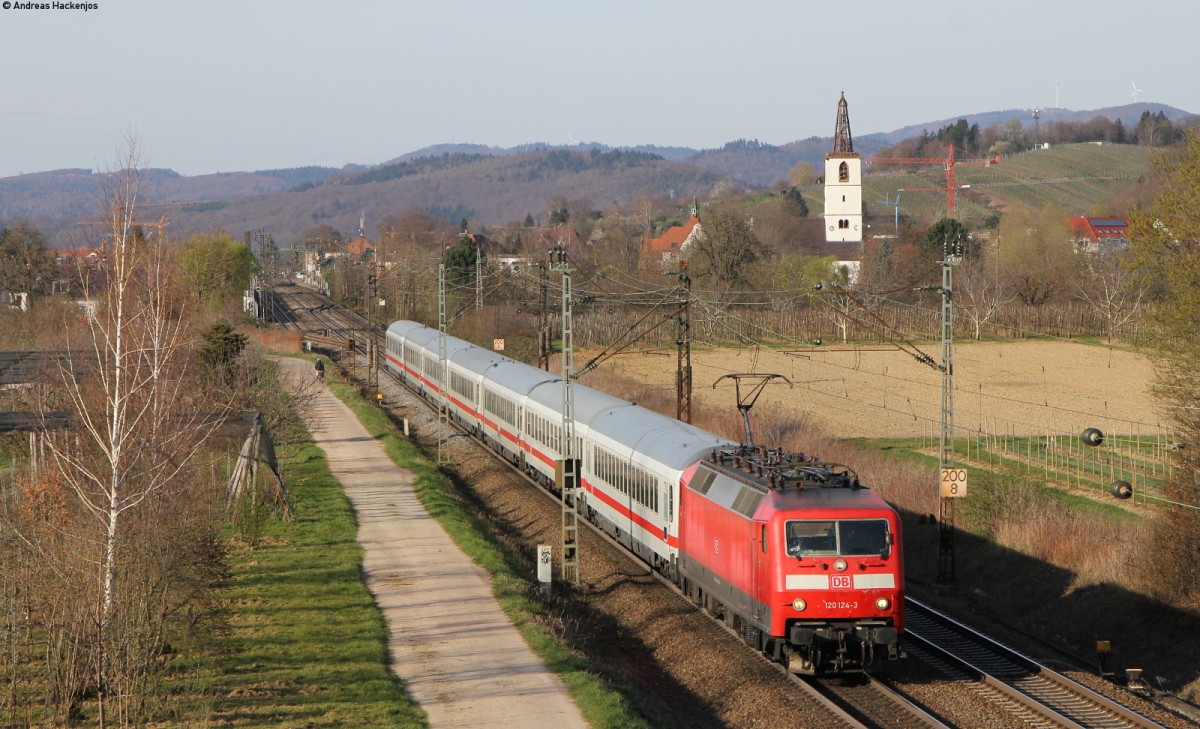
(998, 204, 1079, 307)
(955, 253, 1013, 339)
(1073, 248, 1147, 341)
(37, 139, 227, 724)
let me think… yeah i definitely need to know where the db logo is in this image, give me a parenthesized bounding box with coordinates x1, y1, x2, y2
(830, 575, 852, 590)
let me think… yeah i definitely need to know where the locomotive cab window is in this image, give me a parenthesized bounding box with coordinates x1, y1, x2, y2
(785, 519, 890, 558)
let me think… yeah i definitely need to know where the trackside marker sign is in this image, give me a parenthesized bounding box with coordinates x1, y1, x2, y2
(940, 467, 968, 498)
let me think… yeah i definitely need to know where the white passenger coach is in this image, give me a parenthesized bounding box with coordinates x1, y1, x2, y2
(384, 320, 734, 575)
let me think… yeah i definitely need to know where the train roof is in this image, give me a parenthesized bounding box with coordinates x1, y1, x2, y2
(400, 327, 475, 359)
(450, 345, 509, 374)
(483, 359, 559, 396)
(767, 485, 892, 511)
(528, 380, 629, 424)
(398, 325, 439, 350)
(687, 456, 892, 520)
(590, 406, 735, 470)
(387, 320, 429, 338)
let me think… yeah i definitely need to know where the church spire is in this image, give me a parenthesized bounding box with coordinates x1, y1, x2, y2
(831, 92, 854, 156)
(823, 92, 862, 243)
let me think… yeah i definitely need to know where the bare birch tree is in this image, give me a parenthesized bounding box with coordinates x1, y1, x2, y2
(38, 139, 225, 725)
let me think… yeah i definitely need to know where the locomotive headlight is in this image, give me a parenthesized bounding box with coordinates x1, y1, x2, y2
(792, 598, 807, 611)
(833, 559, 848, 572)
(875, 597, 891, 611)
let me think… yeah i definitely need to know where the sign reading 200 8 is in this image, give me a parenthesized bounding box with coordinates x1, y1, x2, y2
(940, 468, 968, 498)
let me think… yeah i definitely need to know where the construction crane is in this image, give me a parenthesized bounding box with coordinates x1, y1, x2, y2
(868, 145, 998, 218)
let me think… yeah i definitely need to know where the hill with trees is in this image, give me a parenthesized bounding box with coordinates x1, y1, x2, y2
(0, 102, 1193, 247)
(165, 148, 733, 247)
(795, 142, 1156, 233)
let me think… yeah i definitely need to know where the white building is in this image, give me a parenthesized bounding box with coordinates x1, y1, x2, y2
(824, 93, 863, 243)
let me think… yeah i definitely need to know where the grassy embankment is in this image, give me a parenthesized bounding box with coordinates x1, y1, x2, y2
(187, 361, 651, 727)
(181, 389, 425, 726)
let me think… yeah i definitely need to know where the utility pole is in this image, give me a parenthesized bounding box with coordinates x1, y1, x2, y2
(936, 234, 964, 585)
(437, 262, 450, 465)
(250, 228, 269, 324)
(367, 260, 378, 395)
(675, 265, 693, 423)
(475, 239, 483, 309)
(550, 244, 580, 584)
(536, 261, 550, 371)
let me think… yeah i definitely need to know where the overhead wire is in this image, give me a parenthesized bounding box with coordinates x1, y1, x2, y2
(408, 246, 1171, 436)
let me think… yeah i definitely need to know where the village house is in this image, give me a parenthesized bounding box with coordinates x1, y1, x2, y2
(1068, 216, 1129, 255)
(643, 203, 704, 271)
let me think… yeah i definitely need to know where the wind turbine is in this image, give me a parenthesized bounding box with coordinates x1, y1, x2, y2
(1131, 82, 1145, 103)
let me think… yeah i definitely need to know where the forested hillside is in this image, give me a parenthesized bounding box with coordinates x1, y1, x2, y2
(165, 148, 732, 246)
(0, 102, 1191, 246)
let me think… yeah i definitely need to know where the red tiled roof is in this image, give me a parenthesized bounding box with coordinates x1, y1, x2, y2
(536, 226, 580, 248)
(344, 236, 374, 256)
(645, 215, 700, 254)
(1068, 216, 1128, 240)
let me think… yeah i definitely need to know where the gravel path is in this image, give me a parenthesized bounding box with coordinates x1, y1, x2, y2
(282, 357, 587, 729)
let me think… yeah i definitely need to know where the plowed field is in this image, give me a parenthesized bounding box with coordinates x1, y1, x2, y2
(598, 339, 1167, 439)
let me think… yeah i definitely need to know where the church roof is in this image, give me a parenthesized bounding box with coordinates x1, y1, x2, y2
(828, 92, 858, 158)
(645, 215, 700, 254)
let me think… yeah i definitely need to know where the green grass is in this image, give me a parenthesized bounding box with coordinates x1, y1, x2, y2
(862, 436, 1141, 524)
(184, 433, 426, 727)
(322, 377, 654, 729)
(804, 142, 1152, 227)
(162, 362, 651, 727)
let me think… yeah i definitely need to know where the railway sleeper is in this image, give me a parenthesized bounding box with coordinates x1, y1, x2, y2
(384, 361, 902, 680)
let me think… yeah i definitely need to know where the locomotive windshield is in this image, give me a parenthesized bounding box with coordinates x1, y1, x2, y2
(785, 519, 890, 557)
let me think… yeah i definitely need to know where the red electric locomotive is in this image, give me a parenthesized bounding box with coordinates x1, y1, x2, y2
(677, 445, 904, 674)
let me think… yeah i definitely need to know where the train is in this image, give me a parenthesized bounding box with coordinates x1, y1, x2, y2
(384, 320, 904, 674)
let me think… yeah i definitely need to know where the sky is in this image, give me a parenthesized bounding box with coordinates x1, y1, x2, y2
(1, 0, 1196, 179)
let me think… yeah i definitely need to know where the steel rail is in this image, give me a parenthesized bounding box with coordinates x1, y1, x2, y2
(268, 290, 951, 728)
(905, 598, 1162, 729)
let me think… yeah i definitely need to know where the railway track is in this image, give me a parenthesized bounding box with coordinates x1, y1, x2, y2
(265, 288, 1185, 728)
(270, 282, 379, 354)
(904, 599, 1164, 728)
(806, 673, 949, 728)
(392, 357, 944, 729)
(270, 285, 937, 727)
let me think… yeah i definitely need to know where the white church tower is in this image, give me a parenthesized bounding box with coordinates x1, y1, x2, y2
(824, 93, 862, 243)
